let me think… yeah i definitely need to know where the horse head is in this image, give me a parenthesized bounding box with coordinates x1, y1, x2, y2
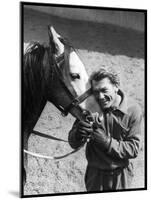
(23, 26, 101, 127)
(47, 26, 101, 120)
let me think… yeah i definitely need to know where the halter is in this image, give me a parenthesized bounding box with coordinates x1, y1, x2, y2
(54, 62, 92, 116)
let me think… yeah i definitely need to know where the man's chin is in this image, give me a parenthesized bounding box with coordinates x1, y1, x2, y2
(102, 106, 109, 110)
(100, 102, 111, 109)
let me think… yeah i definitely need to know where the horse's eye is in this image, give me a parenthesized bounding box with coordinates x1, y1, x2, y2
(70, 73, 80, 80)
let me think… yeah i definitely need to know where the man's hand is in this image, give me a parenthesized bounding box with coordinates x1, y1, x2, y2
(75, 113, 111, 151)
(76, 120, 93, 140)
(92, 127, 111, 151)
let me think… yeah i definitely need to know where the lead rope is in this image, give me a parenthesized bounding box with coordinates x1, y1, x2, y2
(24, 145, 84, 160)
(23, 129, 86, 160)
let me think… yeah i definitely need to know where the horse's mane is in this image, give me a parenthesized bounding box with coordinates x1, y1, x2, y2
(23, 39, 74, 130)
(23, 42, 47, 128)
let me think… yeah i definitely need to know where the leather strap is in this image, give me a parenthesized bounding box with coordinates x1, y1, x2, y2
(64, 88, 92, 115)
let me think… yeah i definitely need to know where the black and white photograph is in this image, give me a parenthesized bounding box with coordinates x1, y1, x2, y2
(21, 2, 146, 198)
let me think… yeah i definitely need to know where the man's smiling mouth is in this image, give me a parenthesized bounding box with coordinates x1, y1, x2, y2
(101, 100, 109, 105)
(100, 96, 111, 106)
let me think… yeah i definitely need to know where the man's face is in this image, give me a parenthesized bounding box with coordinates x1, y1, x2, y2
(92, 77, 118, 110)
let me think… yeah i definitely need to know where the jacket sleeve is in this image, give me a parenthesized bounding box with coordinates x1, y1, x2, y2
(107, 105, 143, 159)
(68, 120, 87, 149)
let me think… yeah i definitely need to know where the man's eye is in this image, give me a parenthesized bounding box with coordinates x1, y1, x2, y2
(93, 89, 107, 95)
(70, 73, 80, 80)
(102, 89, 108, 93)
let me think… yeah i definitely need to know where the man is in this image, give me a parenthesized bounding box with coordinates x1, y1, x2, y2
(68, 68, 143, 191)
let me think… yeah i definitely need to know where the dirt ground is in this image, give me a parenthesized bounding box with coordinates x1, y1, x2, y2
(23, 8, 145, 195)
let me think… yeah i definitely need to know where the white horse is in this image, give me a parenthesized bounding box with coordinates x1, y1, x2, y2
(22, 26, 101, 189)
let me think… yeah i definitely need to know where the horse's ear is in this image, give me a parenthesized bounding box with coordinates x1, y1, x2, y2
(48, 26, 64, 56)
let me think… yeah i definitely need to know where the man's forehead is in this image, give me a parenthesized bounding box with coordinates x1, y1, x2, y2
(92, 77, 112, 87)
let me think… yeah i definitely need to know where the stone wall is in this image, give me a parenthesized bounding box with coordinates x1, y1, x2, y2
(25, 5, 145, 32)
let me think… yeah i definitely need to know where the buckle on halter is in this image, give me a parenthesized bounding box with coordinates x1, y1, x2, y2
(71, 98, 80, 106)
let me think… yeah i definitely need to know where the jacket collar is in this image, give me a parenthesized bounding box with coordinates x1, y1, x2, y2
(114, 89, 128, 114)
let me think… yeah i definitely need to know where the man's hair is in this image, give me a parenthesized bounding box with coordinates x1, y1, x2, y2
(90, 67, 120, 86)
